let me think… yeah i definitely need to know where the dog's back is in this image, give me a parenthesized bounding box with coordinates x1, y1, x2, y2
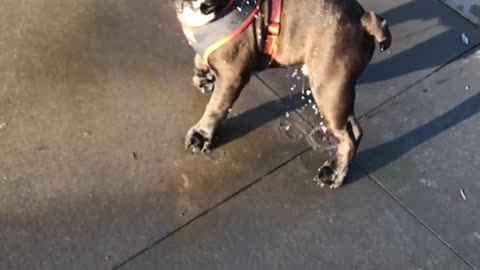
(274, 0, 391, 71)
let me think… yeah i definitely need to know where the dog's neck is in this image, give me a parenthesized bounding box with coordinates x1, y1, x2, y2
(177, 0, 234, 28)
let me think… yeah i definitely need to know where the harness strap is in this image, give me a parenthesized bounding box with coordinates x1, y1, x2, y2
(264, 0, 282, 66)
(203, 1, 261, 64)
(179, 0, 282, 67)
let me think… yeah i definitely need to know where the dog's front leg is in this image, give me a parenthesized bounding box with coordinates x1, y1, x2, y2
(192, 54, 216, 93)
(185, 69, 250, 153)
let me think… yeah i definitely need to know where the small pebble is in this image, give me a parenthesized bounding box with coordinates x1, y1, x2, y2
(83, 130, 92, 137)
(0, 122, 7, 131)
(285, 125, 290, 131)
(285, 112, 290, 118)
(465, 85, 470, 90)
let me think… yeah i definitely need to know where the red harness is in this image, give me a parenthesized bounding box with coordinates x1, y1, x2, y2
(264, 0, 282, 66)
(179, 0, 282, 66)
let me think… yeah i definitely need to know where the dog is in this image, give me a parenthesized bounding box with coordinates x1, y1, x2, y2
(175, 0, 391, 189)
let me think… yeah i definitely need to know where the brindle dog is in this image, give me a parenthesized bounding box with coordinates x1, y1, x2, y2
(176, 0, 391, 189)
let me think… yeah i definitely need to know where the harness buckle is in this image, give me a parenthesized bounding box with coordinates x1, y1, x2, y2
(267, 22, 280, 36)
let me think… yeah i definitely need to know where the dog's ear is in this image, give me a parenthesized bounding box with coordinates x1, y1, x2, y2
(200, 0, 217, 15)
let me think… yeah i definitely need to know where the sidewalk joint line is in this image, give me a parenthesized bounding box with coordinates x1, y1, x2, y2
(355, 163, 477, 270)
(433, 0, 480, 29)
(112, 147, 311, 270)
(358, 42, 480, 121)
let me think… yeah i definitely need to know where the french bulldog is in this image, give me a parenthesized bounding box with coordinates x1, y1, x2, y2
(176, 0, 391, 189)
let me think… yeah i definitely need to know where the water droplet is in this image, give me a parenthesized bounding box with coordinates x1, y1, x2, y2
(291, 69, 299, 78)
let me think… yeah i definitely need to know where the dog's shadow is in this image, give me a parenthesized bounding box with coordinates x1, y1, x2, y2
(213, 92, 306, 148)
(213, 84, 479, 185)
(360, 0, 478, 84)
(348, 92, 480, 183)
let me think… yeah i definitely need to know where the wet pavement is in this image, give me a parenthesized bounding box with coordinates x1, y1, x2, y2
(0, 0, 479, 269)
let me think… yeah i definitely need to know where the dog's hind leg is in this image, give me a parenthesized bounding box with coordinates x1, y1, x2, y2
(185, 68, 251, 153)
(310, 73, 359, 189)
(192, 54, 216, 93)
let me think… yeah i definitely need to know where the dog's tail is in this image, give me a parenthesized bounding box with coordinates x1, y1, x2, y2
(361, 11, 392, 52)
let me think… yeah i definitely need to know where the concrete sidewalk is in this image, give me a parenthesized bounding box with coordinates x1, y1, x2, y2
(0, 0, 479, 269)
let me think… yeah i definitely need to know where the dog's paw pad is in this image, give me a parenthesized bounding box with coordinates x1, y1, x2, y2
(314, 165, 335, 188)
(185, 128, 212, 153)
(193, 73, 215, 93)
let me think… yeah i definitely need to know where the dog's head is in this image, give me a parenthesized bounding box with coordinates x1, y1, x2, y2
(176, 0, 231, 27)
(175, 0, 230, 15)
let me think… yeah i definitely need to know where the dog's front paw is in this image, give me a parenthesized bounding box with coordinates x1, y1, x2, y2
(185, 127, 212, 153)
(193, 72, 215, 93)
(314, 163, 343, 189)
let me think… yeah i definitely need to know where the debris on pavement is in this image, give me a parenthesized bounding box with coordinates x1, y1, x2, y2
(0, 122, 7, 131)
(83, 130, 93, 137)
(460, 188, 467, 200)
(461, 33, 469, 45)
